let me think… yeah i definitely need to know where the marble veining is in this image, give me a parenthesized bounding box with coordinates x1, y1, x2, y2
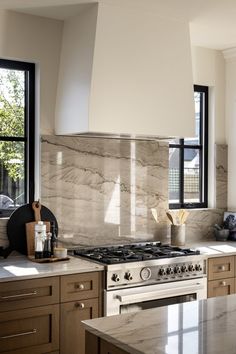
(216, 144, 227, 209)
(40, 136, 227, 247)
(0, 139, 228, 248)
(41, 135, 169, 246)
(83, 294, 236, 354)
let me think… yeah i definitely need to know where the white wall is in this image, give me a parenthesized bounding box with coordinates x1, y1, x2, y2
(224, 51, 236, 210)
(192, 46, 225, 144)
(191, 46, 225, 208)
(0, 10, 63, 135)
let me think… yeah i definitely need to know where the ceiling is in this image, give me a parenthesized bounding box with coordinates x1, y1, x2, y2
(0, 0, 236, 50)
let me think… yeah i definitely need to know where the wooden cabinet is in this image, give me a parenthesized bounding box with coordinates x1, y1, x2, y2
(85, 332, 129, 354)
(100, 339, 129, 354)
(60, 272, 99, 303)
(0, 277, 59, 312)
(0, 305, 59, 354)
(208, 256, 236, 298)
(0, 277, 60, 354)
(0, 271, 103, 354)
(60, 272, 102, 354)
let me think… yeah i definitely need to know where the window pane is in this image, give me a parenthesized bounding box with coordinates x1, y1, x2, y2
(184, 148, 200, 203)
(184, 92, 201, 146)
(0, 68, 25, 137)
(169, 147, 180, 204)
(0, 141, 25, 210)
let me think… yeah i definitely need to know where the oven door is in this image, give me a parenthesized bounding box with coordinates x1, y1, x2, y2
(104, 277, 207, 316)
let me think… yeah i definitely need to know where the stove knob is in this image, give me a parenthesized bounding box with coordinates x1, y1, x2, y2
(159, 268, 166, 276)
(125, 272, 133, 281)
(112, 273, 120, 282)
(188, 264, 194, 272)
(195, 264, 202, 271)
(174, 266, 181, 274)
(166, 267, 174, 275)
(181, 265, 188, 273)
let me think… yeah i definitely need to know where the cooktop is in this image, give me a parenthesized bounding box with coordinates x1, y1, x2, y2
(73, 242, 200, 265)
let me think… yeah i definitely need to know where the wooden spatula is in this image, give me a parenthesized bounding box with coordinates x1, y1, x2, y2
(25, 201, 50, 256)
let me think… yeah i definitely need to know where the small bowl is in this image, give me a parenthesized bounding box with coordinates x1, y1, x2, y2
(214, 229, 229, 241)
(54, 247, 67, 258)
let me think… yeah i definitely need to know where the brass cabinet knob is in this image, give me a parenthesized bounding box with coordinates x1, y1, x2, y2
(220, 281, 227, 286)
(75, 283, 85, 290)
(75, 302, 85, 309)
(218, 265, 226, 271)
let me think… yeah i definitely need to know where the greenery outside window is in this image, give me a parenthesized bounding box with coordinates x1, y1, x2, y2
(0, 59, 35, 217)
(169, 85, 208, 209)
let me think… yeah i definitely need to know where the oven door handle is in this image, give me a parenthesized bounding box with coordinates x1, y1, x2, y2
(116, 282, 204, 304)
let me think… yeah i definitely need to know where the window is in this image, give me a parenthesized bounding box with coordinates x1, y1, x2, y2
(169, 85, 208, 209)
(0, 59, 35, 217)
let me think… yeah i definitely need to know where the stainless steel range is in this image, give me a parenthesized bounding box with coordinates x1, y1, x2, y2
(74, 242, 207, 316)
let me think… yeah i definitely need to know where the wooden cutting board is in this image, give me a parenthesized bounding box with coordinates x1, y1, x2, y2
(25, 201, 50, 256)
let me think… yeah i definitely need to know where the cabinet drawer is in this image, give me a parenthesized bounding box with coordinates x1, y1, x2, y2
(0, 304, 59, 354)
(0, 277, 59, 312)
(208, 278, 235, 298)
(208, 256, 235, 280)
(60, 272, 99, 302)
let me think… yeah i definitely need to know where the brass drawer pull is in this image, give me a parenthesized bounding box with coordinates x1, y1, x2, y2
(75, 302, 85, 309)
(1, 328, 37, 339)
(75, 283, 85, 290)
(218, 265, 226, 271)
(220, 281, 227, 286)
(0, 291, 37, 300)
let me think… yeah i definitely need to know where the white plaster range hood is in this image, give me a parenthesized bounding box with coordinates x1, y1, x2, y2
(55, 2, 195, 139)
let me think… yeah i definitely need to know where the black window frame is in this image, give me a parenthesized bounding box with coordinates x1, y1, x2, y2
(0, 59, 35, 217)
(169, 85, 208, 209)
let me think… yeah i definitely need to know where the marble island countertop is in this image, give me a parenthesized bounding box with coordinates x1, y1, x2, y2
(83, 294, 236, 354)
(0, 254, 104, 282)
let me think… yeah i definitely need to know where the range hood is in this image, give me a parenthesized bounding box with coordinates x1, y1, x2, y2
(55, 2, 195, 139)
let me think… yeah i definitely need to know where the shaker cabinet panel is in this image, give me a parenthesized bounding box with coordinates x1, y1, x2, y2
(0, 305, 59, 354)
(0, 277, 59, 312)
(208, 278, 235, 298)
(60, 298, 99, 354)
(60, 272, 99, 303)
(208, 256, 234, 281)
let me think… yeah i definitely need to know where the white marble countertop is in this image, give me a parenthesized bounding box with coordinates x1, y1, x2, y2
(1, 240, 236, 282)
(0, 255, 104, 282)
(187, 240, 236, 257)
(83, 293, 236, 354)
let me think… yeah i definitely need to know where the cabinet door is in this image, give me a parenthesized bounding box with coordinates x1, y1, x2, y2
(60, 298, 99, 354)
(208, 278, 235, 298)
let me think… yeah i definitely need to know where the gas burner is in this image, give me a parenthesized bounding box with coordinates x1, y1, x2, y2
(73, 242, 201, 265)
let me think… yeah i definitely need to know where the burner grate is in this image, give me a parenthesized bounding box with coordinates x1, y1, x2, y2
(73, 242, 200, 265)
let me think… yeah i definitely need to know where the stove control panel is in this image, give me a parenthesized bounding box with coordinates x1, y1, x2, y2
(107, 259, 206, 289)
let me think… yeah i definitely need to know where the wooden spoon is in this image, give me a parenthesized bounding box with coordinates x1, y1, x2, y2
(166, 211, 174, 225)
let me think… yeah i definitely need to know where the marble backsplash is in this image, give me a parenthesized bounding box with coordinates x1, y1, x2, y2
(0, 137, 227, 248)
(40, 136, 225, 247)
